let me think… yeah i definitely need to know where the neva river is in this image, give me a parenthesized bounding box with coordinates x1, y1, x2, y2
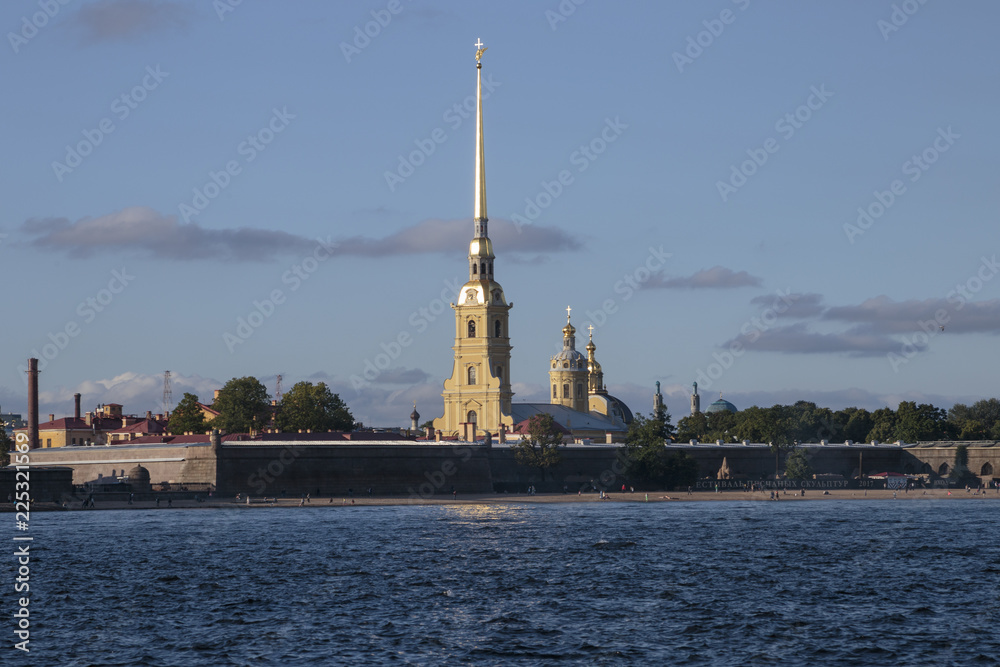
(17, 500, 1000, 666)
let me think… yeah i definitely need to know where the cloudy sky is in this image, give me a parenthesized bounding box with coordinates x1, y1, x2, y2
(3, 0, 999, 427)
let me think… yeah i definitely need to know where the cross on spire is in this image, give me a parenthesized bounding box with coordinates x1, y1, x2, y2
(588, 324, 594, 338)
(566, 305, 572, 321)
(475, 38, 483, 50)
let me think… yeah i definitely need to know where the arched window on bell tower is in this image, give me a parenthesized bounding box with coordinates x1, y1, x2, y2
(576, 383, 583, 399)
(468, 366, 476, 385)
(494, 319, 501, 338)
(552, 384, 557, 398)
(562, 384, 569, 399)
(468, 320, 476, 337)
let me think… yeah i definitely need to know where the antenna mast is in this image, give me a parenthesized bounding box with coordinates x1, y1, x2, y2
(162, 371, 172, 415)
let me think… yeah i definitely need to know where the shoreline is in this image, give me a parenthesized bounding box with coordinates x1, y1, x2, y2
(14, 487, 1000, 511)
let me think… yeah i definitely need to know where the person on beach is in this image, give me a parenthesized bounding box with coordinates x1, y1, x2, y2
(128, 493, 134, 505)
(167, 498, 172, 508)
(155, 497, 160, 507)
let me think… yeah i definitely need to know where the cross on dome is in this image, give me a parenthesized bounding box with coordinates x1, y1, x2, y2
(566, 305, 572, 321)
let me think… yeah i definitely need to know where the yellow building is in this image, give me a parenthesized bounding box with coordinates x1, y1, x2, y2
(433, 42, 633, 442)
(434, 43, 514, 439)
(549, 309, 589, 414)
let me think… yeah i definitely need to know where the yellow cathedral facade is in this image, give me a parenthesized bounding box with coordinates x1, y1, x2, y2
(433, 41, 633, 441)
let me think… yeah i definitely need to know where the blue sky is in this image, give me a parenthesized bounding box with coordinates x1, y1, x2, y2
(3, 0, 999, 427)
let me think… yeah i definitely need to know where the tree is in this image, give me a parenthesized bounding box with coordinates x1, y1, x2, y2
(168, 392, 208, 434)
(895, 401, 949, 442)
(624, 413, 671, 484)
(663, 451, 699, 490)
(212, 377, 271, 434)
(624, 412, 693, 489)
(837, 407, 874, 443)
(676, 412, 708, 442)
(276, 382, 355, 432)
(866, 407, 898, 443)
(784, 449, 814, 480)
(512, 413, 564, 481)
(0, 422, 11, 467)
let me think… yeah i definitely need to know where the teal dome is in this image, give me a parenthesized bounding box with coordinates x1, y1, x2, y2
(706, 398, 737, 414)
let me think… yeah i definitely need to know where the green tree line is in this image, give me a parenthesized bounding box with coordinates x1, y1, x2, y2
(168, 377, 356, 435)
(675, 398, 1000, 445)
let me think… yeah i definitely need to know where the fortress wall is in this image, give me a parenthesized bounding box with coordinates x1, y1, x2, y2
(217, 444, 494, 497)
(901, 447, 1000, 482)
(20, 444, 216, 487)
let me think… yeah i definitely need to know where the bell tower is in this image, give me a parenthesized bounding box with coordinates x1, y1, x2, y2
(549, 308, 589, 413)
(434, 40, 514, 438)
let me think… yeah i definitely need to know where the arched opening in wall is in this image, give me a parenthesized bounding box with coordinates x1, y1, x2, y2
(562, 384, 569, 399)
(576, 384, 583, 399)
(468, 320, 476, 337)
(495, 366, 502, 381)
(494, 320, 501, 338)
(489, 262, 493, 274)
(982, 462, 994, 476)
(467, 366, 476, 385)
(472, 264, 478, 275)
(552, 384, 557, 398)
(481, 262, 486, 274)
(938, 462, 949, 476)
(467, 410, 477, 426)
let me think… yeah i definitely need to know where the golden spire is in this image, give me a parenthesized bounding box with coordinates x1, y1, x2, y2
(474, 38, 487, 234)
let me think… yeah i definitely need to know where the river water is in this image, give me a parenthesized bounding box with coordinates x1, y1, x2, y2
(15, 499, 1000, 665)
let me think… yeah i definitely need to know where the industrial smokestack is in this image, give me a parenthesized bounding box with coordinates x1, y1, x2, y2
(74, 393, 81, 420)
(27, 358, 39, 450)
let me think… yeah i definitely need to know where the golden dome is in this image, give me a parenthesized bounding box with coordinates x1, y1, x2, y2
(469, 237, 494, 258)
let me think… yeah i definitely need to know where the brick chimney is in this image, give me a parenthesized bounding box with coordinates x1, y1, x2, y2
(74, 393, 81, 420)
(27, 358, 39, 449)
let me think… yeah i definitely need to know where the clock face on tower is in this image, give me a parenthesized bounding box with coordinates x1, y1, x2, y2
(465, 289, 478, 304)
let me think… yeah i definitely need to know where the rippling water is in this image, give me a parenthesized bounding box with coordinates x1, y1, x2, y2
(18, 500, 1000, 665)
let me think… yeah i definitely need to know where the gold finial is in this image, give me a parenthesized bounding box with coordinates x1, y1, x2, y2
(475, 38, 488, 63)
(566, 305, 572, 322)
(588, 324, 594, 340)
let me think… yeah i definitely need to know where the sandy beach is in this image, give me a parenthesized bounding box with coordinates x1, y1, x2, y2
(17, 486, 1000, 511)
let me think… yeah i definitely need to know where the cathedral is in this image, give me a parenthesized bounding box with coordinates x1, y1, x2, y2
(431, 42, 633, 442)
